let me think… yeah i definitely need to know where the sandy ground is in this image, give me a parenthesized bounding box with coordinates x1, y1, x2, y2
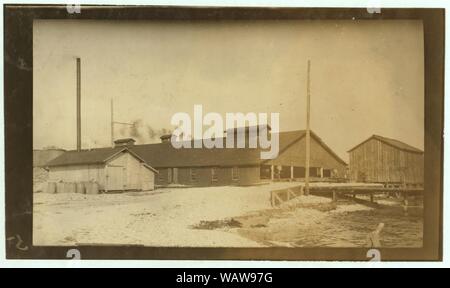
(33, 182, 423, 247)
(33, 182, 300, 247)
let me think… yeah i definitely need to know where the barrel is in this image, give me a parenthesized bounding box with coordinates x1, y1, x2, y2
(46, 182, 57, 194)
(56, 182, 65, 194)
(76, 182, 85, 194)
(86, 182, 99, 195)
(63, 182, 76, 194)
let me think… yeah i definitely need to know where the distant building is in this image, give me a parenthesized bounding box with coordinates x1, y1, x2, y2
(348, 135, 424, 185)
(45, 128, 347, 190)
(46, 146, 157, 191)
(33, 148, 66, 167)
(131, 128, 347, 187)
(33, 148, 67, 193)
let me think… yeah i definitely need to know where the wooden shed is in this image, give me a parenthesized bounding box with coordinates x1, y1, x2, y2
(348, 135, 423, 186)
(46, 146, 157, 192)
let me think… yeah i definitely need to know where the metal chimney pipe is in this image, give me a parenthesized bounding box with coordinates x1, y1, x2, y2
(76, 58, 81, 151)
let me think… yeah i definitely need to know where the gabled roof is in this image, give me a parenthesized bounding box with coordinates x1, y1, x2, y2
(262, 130, 347, 165)
(46, 130, 347, 169)
(348, 135, 424, 154)
(46, 147, 158, 172)
(131, 130, 347, 168)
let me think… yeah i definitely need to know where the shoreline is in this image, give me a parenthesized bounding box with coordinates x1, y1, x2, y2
(205, 195, 423, 248)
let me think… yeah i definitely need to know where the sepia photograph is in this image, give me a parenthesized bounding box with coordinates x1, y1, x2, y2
(32, 18, 425, 248)
(3, 4, 445, 265)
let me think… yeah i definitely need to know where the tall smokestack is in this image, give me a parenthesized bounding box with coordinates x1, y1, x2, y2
(76, 58, 81, 151)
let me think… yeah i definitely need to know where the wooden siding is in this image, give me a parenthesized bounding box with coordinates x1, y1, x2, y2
(349, 138, 423, 184)
(153, 134, 347, 187)
(141, 165, 155, 191)
(108, 152, 143, 190)
(48, 150, 156, 191)
(155, 166, 260, 187)
(48, 164, 105, 188)
(264, 136, 347, 178)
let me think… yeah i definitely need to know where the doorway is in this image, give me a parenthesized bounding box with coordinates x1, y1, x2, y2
(106, 165, 125, 191)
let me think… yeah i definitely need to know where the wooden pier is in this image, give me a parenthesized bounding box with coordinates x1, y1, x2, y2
(270, 184, 423, 215)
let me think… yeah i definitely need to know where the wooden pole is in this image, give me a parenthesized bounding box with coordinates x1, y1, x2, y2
(76, 58, 81, 151)
(305, 60, 311, 195)
(111, 99, 114, 147)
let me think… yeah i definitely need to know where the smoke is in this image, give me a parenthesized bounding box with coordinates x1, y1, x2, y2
(146, 125, 172, 141)
(119, 125, 128, 138)
(119, 118, 172, 144)
(147, 126, 157, 140)
(129, 119, 143, 141)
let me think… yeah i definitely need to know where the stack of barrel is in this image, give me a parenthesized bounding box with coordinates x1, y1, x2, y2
(46, 181, 99, 194)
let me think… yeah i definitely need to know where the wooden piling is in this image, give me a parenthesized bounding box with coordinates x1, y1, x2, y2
(304, 60, 311, 196)
(403, 195, 409, 216)
(332, 190, 337, 202)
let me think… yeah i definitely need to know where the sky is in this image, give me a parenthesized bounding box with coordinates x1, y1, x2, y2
(33, 19, 424, 161)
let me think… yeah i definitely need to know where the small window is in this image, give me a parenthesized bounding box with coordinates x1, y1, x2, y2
(211, 167, 218, 182)
(190, 168, 197, 181)
(260, 165, 271, 179)
(323, 169, 332, 178)
(309, 167, 319, 177)
(232, 167, 239, 181)
(293, 167, 305, 178)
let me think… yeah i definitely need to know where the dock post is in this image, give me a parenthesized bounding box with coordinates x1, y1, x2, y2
(304, 60, 311, 196)
(332, 190, 337, 202)
(403, 193, 409, 216)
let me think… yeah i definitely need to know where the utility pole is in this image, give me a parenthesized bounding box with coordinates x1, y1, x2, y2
(111, 99, 114, 147)
(305, 60, 311, 196)
(76, 58, 81, 151)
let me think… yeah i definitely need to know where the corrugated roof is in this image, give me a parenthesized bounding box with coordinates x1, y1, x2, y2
(348, 135, 423, 154)
(46, 130, 347, 168)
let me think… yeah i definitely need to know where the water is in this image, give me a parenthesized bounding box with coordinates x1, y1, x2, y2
(235, 198, 423, 248)
(292, 206, 423, 247)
